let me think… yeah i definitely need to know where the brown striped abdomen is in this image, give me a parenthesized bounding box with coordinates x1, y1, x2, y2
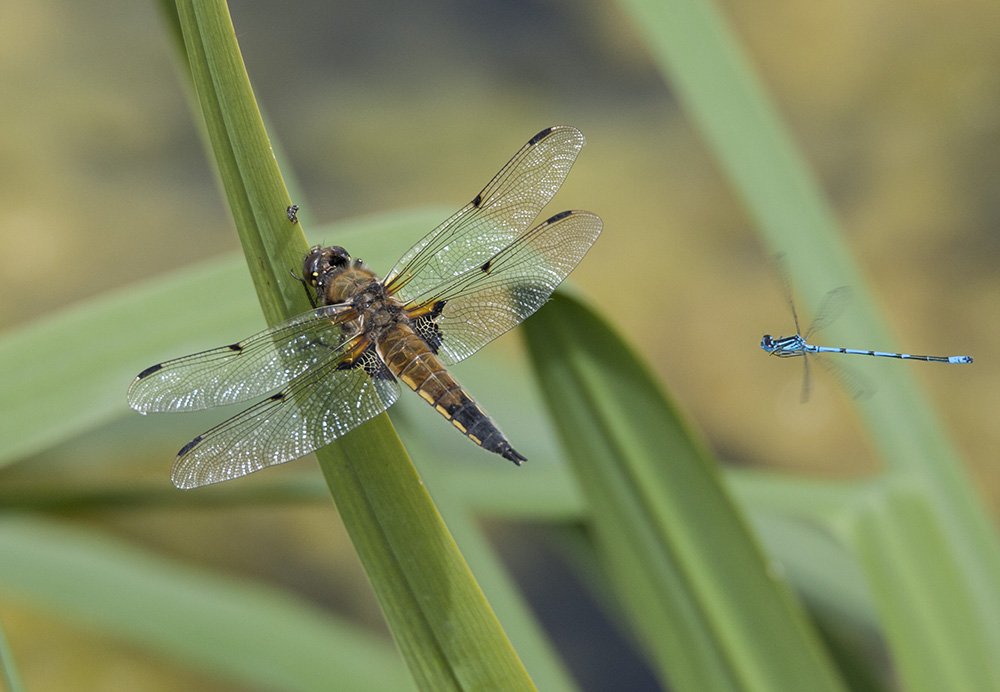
(376, 324, 526, 465)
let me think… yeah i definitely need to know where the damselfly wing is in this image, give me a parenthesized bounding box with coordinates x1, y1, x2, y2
(761, 257, 972, 402)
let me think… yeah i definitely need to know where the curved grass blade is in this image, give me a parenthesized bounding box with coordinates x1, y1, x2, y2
(0, 611, 24, 692)
(523, 293, 847, 692)
(0, 515, 413, 692)
(165, 2, 538, 688)
(616, 0, 1000, 681)
(847, 480, 1000, 692)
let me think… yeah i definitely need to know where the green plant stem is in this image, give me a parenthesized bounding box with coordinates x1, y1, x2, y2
(169, 1, 537, 689)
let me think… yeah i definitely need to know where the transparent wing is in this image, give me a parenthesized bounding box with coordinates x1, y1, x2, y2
(127, 303, 355, 413)
(403, 210, 602, 364)
(384, 126, 586, 302)
(774, 252, 804, 335)
(800, 356, 812, 404)
(813, 353, 875, 401)
(804, 286, 852, 339)
(170, 347, 400, 489)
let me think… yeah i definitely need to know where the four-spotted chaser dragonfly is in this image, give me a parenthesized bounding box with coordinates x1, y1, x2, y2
(128, 126, 602, 488)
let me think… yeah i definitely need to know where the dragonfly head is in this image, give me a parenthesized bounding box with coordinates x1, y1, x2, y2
(760, 334, 776, 353)
(304, 245, 352, 288)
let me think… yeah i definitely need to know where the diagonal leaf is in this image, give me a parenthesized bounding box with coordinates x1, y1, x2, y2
(524, 293, 847, 692)
(168, 2, 537, 689)
(0, 254, 255, 466)
(0, 515, 413, 692)
(615, 0, 1000, 683)
(0, 609, 24, 692)
(399, 433, 583, 692)
(846, 480, 1000, 692)
(173, 0, 309, 324)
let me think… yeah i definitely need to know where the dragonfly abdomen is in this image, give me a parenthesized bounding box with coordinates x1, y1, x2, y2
(377, 325, 526, 464)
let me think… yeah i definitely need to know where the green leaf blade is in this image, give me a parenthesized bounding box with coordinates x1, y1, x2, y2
(849, 481, 1000, 692)
(169, 2, 539, 688)
(615, 0, 1000, 685)
(524, 293, 846, 692)
(0, 515, 413, 692)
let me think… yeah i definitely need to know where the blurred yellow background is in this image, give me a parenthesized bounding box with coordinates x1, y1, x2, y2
(1, 0, 997, 689)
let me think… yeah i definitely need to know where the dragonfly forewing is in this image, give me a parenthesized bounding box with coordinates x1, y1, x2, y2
(127, 304, 354, 414)
(385, 126, 587, 303)
(170, 350, 400, 488)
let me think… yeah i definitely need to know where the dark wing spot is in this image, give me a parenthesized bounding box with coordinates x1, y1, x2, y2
(269, 392, 286, 402)
(528, 127, 554, 146)
(137, 363, 163, 379)
(178, 435, 204, 457)
(545, 210, 572, 223)
(480, 259, 491, 273)
(471, 193, 483, 208)
(227, 343, 243, 353)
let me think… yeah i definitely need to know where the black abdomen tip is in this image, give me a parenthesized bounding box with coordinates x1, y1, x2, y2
(499, 444, 527, 466)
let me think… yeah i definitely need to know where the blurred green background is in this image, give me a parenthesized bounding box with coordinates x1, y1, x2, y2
(0, 0, 997, 689)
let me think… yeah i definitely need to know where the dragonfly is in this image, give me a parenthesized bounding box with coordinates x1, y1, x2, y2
(760, 273, 973, 402)
(129, 125, 602, 489)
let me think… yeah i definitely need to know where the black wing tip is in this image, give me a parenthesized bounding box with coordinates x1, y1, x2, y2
(528, 126, 556, 145)
(177, 435, 204, 458)
(136, 363, 163, 380)
(128, 365, 163, 413)
(528, 125, 584, 147)
(541, 209, 603, 233)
